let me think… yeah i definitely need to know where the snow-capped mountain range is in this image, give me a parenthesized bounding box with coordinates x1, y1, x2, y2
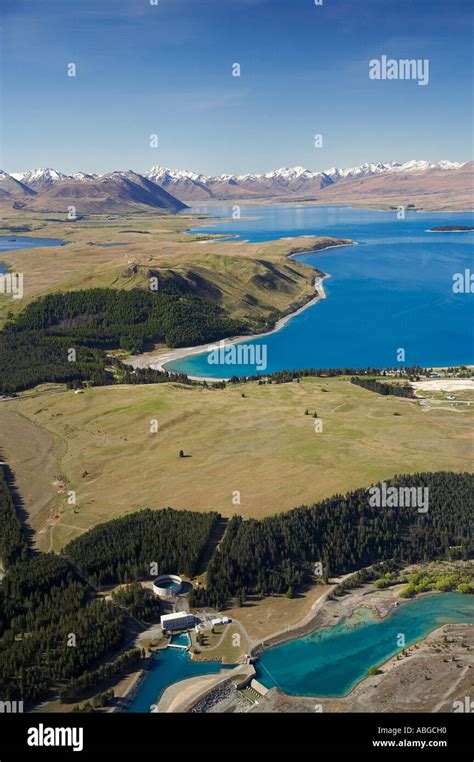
(147, 160, 465, 198)
(9, 159, 464, 186)
(1, 160, 469, 210)
(0, 169, 187, 213)
(148, 160, 463, 184)
(146, 160, 466, 201)
(10, 168, 98, 189)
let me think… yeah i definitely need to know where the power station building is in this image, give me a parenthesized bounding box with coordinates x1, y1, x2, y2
(160, 611, 195, 632)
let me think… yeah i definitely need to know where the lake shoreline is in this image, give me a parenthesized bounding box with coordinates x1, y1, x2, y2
(251, 588, 472, 703)
(249, 580, 423, 659)
(250, 620, 473, 712)
(127, 239, 358, 381)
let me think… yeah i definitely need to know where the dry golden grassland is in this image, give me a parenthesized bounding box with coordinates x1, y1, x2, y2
(1, 376, 472, 552)
(222, 583, 332, 644)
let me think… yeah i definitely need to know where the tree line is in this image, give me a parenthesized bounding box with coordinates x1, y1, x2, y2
(64, 507, 220, 586)
(190, 472, 473, 609)
(61, 648, 142, 703)
(0, 333, 193, 395)
(350, 376, 415, 397)
(226, 365, 427, 385)
(0, 466, 29, 569)
(5, 287, 247, 351)
(0, 287, 247, 394)
(0, 333, 113, 394)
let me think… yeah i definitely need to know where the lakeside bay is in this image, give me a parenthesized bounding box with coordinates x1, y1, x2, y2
(165, 205, 474, 377)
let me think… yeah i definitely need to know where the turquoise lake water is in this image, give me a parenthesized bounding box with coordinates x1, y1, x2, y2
(0, 235, 64, 275)
(255, 592, 473, 697)
(167, 205, 474, 377)
(126, 647, 233, 713)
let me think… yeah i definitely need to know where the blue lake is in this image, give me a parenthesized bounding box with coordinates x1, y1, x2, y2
(256, 592, 473, 697)
(126, 646, 233, 713)
(168, 205, 474, 377)
(0, 235, 64, 275)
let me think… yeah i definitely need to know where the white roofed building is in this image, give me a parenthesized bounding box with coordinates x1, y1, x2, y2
(160, 611, 195, 632)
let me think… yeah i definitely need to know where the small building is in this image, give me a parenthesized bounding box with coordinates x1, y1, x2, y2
(160, 611, 195, 632)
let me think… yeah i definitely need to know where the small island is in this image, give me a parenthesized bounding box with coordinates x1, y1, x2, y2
(427, 225, 474, 232)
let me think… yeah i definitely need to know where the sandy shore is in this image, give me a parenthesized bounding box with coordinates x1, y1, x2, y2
(128, 276, 327, 381)
(248, 575, 352, 656)
(127, 239, 356, 381)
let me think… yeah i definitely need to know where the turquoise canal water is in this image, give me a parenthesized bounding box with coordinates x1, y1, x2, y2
(126, 647, 233, 712)
(255, 592, 473, 697)
(167, 205, 474, 377)
(0, 235, 64, 275)
(126, 593, 471, 711)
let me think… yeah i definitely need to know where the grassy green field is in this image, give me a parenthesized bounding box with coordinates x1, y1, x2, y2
(1, 376, 472, 552)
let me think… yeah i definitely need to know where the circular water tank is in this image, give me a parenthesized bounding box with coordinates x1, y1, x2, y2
(152, 574, 182, 597)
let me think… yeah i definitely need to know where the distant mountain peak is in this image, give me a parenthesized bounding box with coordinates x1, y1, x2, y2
(0, 170, 38, 198)
(72, 171, 98, 181)
(397, 159, 463, 173)
(147, 165, 209, 184)
(18, 167, 67, 184)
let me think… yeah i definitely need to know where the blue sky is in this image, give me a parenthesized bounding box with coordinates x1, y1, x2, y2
(1, 0, 472, 175)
